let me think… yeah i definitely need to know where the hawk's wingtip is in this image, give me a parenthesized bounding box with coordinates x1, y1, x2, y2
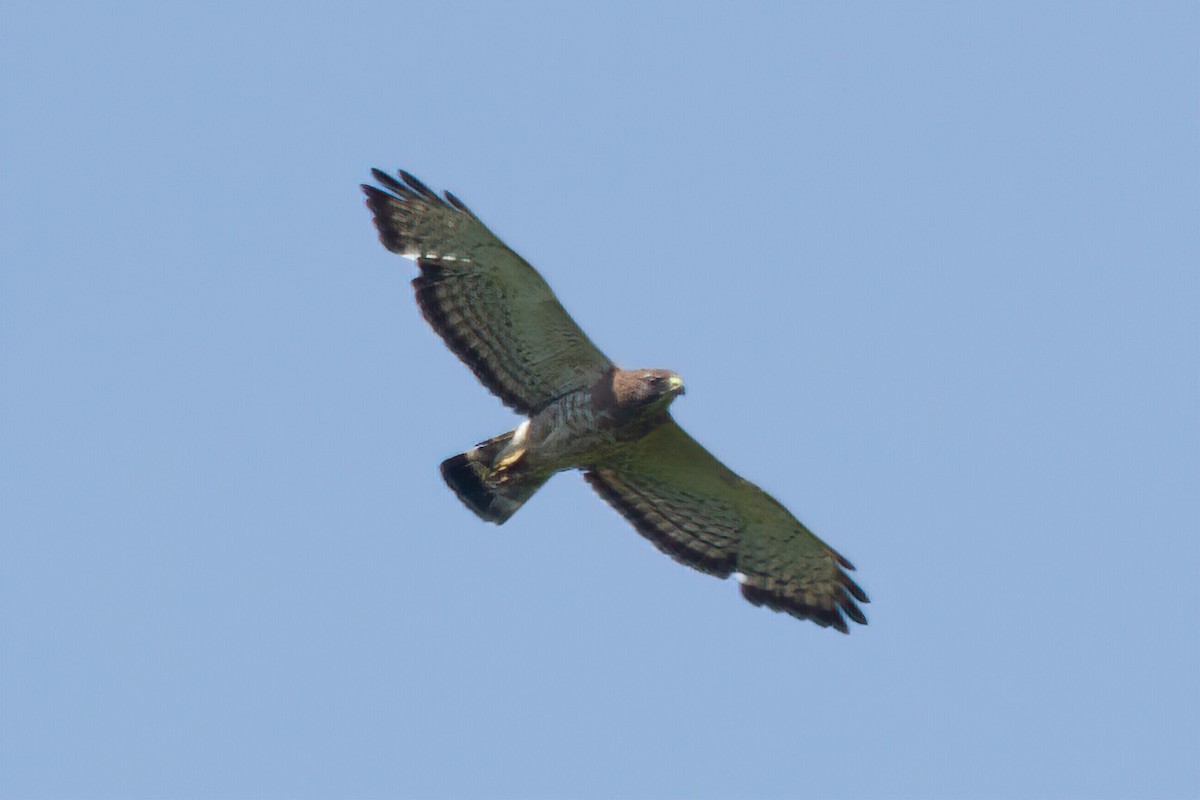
(398, 169, 444, 203)
(444, 190, 473, 214)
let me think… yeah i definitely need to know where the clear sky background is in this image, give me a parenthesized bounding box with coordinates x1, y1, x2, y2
(2, 3, 1197, 799)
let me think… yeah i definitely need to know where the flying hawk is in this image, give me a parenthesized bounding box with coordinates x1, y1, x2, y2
(362, 169, 869, 632)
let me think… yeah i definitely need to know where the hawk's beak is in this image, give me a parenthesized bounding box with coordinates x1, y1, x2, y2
(668, 375, 685, 395)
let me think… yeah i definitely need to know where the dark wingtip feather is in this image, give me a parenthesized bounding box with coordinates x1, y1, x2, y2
(362, 168, 472, 256)
(398, 170, 442, 203)
(361, 183, 409, 254)
(360, 184, 385, 207)
(444, 190, 472, 214)
(739, 582, 864, 633)
(370, 168, 409, 196)
(840, 596, 869, 626)
(361, 185, 395, 213)
(842, 573, 869, 604)
(365, 168, 476, 224)
(366, 168, 473, 216)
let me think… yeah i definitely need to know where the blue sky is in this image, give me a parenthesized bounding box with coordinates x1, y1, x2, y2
(2, 3, 1197, 798)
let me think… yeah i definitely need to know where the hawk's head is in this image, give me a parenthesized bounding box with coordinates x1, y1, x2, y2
(613, 369, 685, 413)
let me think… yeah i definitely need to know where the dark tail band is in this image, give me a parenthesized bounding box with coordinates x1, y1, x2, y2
(439, 430, 548, 524)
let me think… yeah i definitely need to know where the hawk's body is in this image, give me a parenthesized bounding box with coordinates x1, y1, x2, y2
(362, 169, 869, 632)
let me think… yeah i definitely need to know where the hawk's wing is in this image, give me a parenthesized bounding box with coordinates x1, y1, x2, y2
(585, 419, 868, 632)
(362, 169, 614, 414)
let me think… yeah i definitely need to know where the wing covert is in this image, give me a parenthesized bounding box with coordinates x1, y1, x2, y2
(586, 419, 868, 632)
(362, 169, 613, 414)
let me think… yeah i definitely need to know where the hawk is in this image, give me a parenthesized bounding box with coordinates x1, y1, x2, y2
(362, 169, 869, 632)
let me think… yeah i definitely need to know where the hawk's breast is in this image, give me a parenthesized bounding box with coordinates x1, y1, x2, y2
(525, 389, 619, 469)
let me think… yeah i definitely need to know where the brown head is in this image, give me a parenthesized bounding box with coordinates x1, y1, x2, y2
(611, 368, 686, 415)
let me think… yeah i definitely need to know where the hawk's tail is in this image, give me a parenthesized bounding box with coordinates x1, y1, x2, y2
(440, 430, 548, 524)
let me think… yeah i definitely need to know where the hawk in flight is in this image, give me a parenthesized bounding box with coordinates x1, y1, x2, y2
(362, 169, 869, 632)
